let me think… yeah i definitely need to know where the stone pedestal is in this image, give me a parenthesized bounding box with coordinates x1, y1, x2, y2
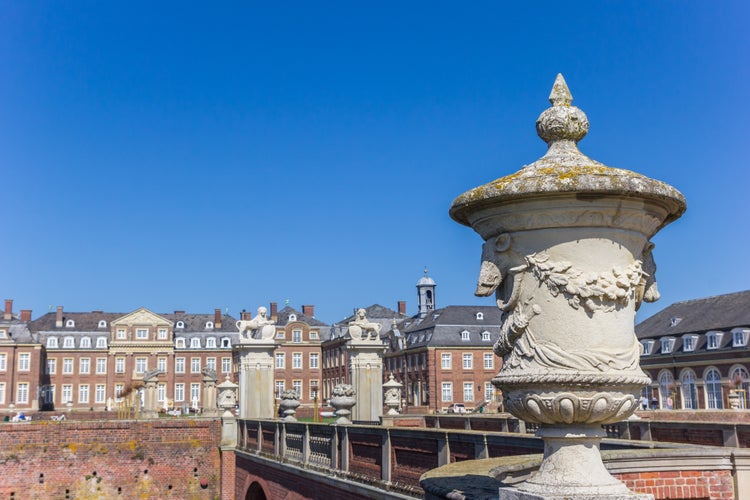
(142, 378, 159, 419)
(450, 75, 685, 499)
(236, 339, 277, 419)
(347, 338, 386, 423)
(202, 369, 220, 417)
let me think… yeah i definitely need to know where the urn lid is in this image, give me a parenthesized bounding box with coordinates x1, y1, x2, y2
(449, 74, 686, 230)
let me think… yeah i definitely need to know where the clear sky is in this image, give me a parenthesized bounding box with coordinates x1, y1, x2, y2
(2, 2, 748, 325)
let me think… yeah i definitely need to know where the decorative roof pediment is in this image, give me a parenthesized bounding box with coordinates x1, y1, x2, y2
(111, 308, 173, 328)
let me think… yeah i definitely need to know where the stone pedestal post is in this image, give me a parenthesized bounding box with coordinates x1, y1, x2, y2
(236, 339, 277, 419)
(450, 75, 685, 499)
(202, 368, 220, 417)
(347, 338, 386, 423)
(141, 369, 163, 419)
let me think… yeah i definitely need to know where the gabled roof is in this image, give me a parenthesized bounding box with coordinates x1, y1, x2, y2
(276, 305, 329, 327)
(339, 304, 404, 324)
(636, 290, 750, 339)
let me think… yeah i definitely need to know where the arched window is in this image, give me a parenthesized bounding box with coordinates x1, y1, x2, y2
(65, 319, 75, 328)
(205, 321, 214, 330)
(176, 321, 185, 329)
(730, 366, 750, 409)
(658, 371, 675, 409)
(681, 370, 698, 409)
(476, 312, 484, 320)
(97, 320, 107, 328)
(288, 314, 297, 322)
(705, 368, 723, 409)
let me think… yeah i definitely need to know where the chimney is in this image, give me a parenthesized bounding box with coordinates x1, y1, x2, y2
(174, 310, 185, 316)
(214, 308, 222, 329)
(269, 302, 278, 322)
(302, 305, 315, 318)
(3, 299, 12, 320)
(56, 306, 64, 328)
(241, 311, 251, 321)
(20, 310, 32, 322)
(398, 301, 407, 316)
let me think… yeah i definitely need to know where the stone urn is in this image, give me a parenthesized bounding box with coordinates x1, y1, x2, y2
(330, 384, 357, 425)
(383, 373, 403, 416)
(278, 390, 301, 421)
(450, 74, 685, 498)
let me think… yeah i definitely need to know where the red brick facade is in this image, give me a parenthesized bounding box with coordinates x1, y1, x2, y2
(0, 419, 223, 499)
(615, 470, 735, 500)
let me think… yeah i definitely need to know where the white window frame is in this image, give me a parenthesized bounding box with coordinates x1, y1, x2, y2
(191, 357, 201, 373)
(206, 337, 217, 348)
(732, 328, 749, 348)
(62, 384, 73, 404)
(115, 357, 125, 374)
(463, 382, 474, 402)
(96, 337, 107, 348)
(462, 353, 473, 370)
(135, 357, 147, 374)
(292, 352, 302, 369)
(96, 358, 107, 374)
(276, 353, 285, 369)
(63, 337, 75, 348)
(47, 337, 59, 348)
(79, 357, 90, 375)
(175, 338, 186, 348)
(17, 382, 29, 404)
(158, 328, 168, 340)
(441, 382, 453, 402)
(190, 338, 201, 349)
(661, 337, 675, 354)
(135, 328, 148, 340)
(275, 380, 285, 398)
(80, 337, 91, 348)
(222, 357, 231, 373)
(63, 358, 74, 374)
(441, 353, 451, 369)
(157, 357, 167, 373)
(18, 353, 31, 371)
(47, 358, 57, 374)
(116, 329, 126, 339)
(95, 384, 106, 404)
(483, 353, 494, 370)
(310, 353, 319, 369)
(683, 335, 698, 352)
(98, 320, 107, 328)
(292, 330, 302, 343)
(707, 331, 723, 350)
(0, 353, 5, 371)
(175, 357, 185, 373)
(460, 330, 470, 341)
(641, 340, 655, 355)
(79, 384, 90, 404)
(205, 357, 216, 371)
(174, 383, 185, 402)
(65, 319, 75, 328)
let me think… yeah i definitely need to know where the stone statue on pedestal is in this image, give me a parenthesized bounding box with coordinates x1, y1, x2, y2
(236, 306, 276, 341)
(348, 308, 381, 341)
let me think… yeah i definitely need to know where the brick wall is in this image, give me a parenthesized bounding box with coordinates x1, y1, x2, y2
(235, 456, 377, 500)
(615, 470, 734, 499)
(0, 419, 222, 499)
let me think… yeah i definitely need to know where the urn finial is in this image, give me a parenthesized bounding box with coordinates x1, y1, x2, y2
(536, 73, 589, 146)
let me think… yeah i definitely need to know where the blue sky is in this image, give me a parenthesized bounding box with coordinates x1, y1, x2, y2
(2, 2, 748, 324)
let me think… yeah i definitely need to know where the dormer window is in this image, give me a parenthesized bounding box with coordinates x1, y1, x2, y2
(660, 337, 675, 354)
(0, 329, 6, 339)
(476, 312, 484, 320)
(288, 314, 297, 322)
(47, 337, 59, 348)
(732, 328, 749, 348)
(205, 321, 214, 330)
(97, 320, 107, 328)
(461, 330, 470, 341)
(176, 321, 185, 329)
(221, 337, 230, 348)
(63, 336, 75, 348)
(206, 337, 216, 348)
(481, 331, 491, 342)
(96, 337, 107, 348)
(80, 337, 91, 348)
(641, 340, 655, 355)
(175, 338, 185, 348)
(190, 338, 201, 348)
(65, 319, 75, 328)
(683, 335, 698, 352)
(707, 331, 723, 350)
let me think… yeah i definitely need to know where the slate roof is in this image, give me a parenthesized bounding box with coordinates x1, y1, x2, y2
(0, 318, 34, 343)
(29, 311, 239, 333)
(636, 290, 750, 339)
(386, 305, 502, 350)
(276, 305, 329, 327)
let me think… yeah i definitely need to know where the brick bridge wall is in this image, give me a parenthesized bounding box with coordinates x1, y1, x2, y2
(0, 419, 223, 500)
